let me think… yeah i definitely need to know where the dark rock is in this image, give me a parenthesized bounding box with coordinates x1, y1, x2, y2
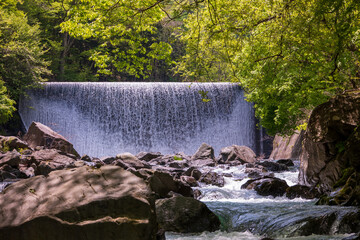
(219, 145, 256, 164)
(23, 122, 79, 157)
(155, 196, 220, 233)
(200, 171, 225, 187)
(180, 176, 198, 187)
(0, 136, 30, 152)
(299, 91, 360, 206)
(258, 161, 289, 172)
(0, 166, 158, 240)
(192, 143, 215, 160)
(0, 150, 21, 167)
(184, 167, 202, 180)
(276, 159, 294, 166)
(286, 185, 321, 199)
(242, 177, 289, 197)
(136, 152, 162, 162)
(116, 153, 149, 169)
(100, 156, 116, 164)
(31, 149, 76, 176)
(80, 155, 92, 162)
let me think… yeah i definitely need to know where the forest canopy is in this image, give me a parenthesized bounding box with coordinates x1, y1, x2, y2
(0, 0, 359, 135)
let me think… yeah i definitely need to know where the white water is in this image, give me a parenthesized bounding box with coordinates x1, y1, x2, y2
(167, 162, 359, 240)
(19, 82, 258, 157)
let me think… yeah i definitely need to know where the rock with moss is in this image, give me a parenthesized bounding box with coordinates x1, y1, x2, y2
(0, 136, 29, 153)
(299, 90, 360, 206)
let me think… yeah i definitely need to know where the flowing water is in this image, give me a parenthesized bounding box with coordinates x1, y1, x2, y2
(19, 82, 259, 157)
(167, 163, 359, 240)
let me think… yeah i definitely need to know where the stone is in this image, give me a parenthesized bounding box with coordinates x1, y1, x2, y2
(257, 161, 289, 172)
(242, 177, 289, 197)
(299, 91, 360, 203)
(0, 150, 21, 167)
(100, 156, 116, 164)
(180, 176, 198, 187)
(136, 152, 163, 162)
(184, 167, 202, 180)
(155, 196, 220, 233)
(270, 131, 304, 160)
(0, 166, 157, 240)
(23, 122, 79, 157)
(200, 171, 225, 187)
(276, 159, 294, 167)
(219, 145, 256, 164)
(116, 153, 149, 169)
(0, 136, 30, 152)
(80, 155, 92, 162)
(31, 149, 76, 176)
(192, 143, 215, 160)
(286, 185, 321, 199)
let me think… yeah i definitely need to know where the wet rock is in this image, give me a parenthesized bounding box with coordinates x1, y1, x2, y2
(219, 145, 256, 164)
(257, 161, 289, 172)
(180, 176, 198, 187)
(31, 149, 76, 176)
(148, 171, 193, 198)
(23, 122, 80, 157)
(155, 196, 220, 233)
(200, 171, 225, 187)
(136, 152, 162, 162)
(286, 185, 321, 199)
(242, 177, 289, 197)
(0, 150, 21, 167)
(0, 166, 158, 240)
(184, 167, 202, 180)
(276, 159, 294, 167)
(189, 158, 216, 167)
(0, 136, 30, 152)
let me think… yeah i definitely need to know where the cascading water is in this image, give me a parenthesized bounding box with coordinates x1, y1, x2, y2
(19, 82, 258, 157)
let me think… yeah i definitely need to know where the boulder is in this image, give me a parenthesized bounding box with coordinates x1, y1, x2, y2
(115, 153, 149, 169)
(270, 131, 304, 160)
(219, 145, 256, 164)
(136, 152, 162, 162)
(276, 159, 295, 167)
(257, 161, 289, 172)
(242, 177, 289, 197)
(155, 196, 220, 233)
(184, 167, 202, 180)
(23, 122, 79, 157)
(286, 185, 321, 199)
(99, 156, 116, 164)
(0, 166, 157, 240)
(31, 149, 76, 176)
(299, 91, 360, 202)
(0, 150, 21, 167)
(0, 136, 30, 152)
(199, 171, 225, 187)
(192, 143, 215, 160)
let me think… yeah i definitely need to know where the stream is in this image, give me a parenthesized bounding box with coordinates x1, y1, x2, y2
(166, 162, 359, 240)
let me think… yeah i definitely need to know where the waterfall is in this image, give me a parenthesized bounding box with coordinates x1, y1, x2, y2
(19, 82, 258, 157)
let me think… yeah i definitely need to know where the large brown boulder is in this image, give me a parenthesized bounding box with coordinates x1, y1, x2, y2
(270, 131, 304, 160)
(23, 122, 79, 157)
(155, 196, 220, 233)
(299, 91, 360, 197)
(0, 166, 157, 240)
(219, 145, 256, 164)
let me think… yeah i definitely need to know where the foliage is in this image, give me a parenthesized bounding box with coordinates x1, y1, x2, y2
(60, 0, 175, 79)
(0, 1, 50, 102)
(176, 0, 360, 135)
(0, 79, 15, 124)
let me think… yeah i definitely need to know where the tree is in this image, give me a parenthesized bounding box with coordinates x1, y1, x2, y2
(0, 0, 50, 120)
(175, 0, 360, 135)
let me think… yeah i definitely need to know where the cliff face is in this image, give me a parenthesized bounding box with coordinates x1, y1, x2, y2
(299, 90, 360, 206)
(270, 131, 304, 160)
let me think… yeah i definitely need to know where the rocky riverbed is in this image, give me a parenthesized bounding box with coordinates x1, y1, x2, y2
(0, 121, 359, 240)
